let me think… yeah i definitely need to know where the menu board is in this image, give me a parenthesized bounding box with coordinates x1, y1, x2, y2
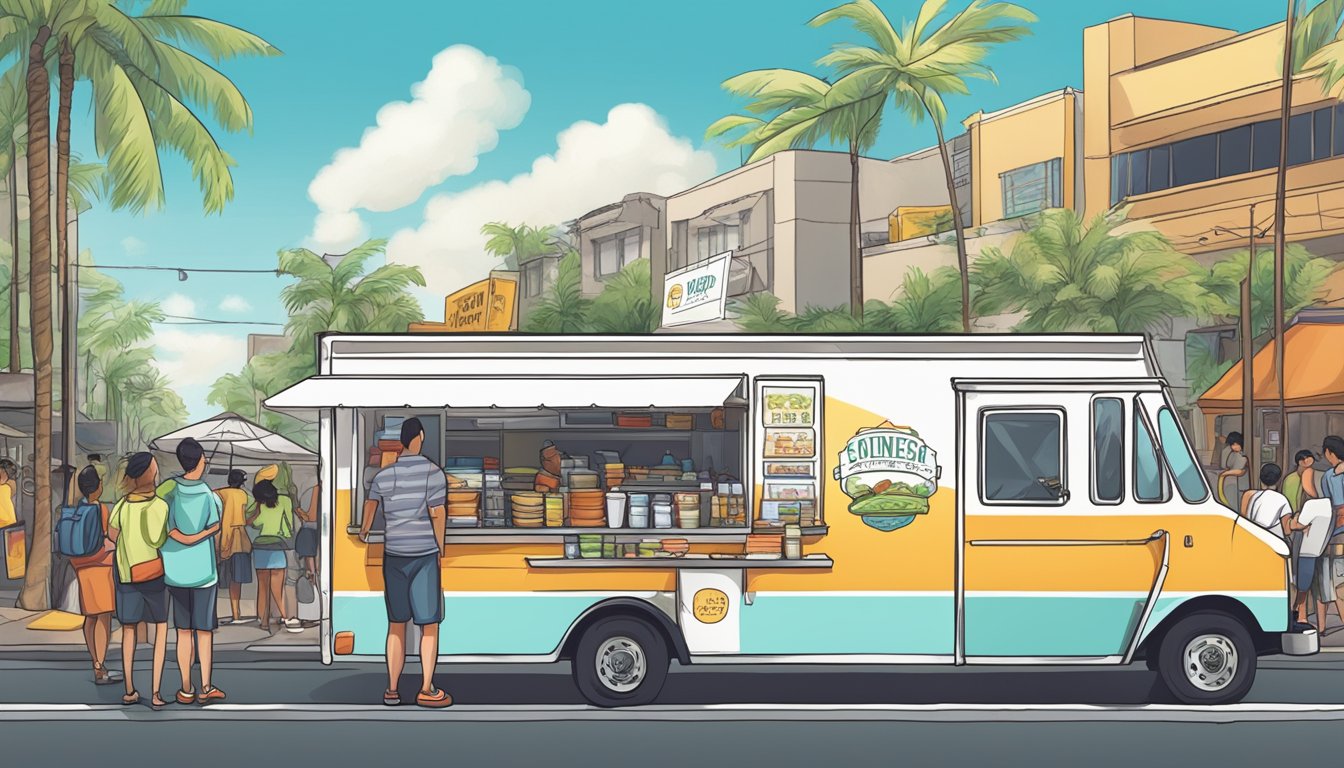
(763, 387, 816, 427)
(755, 378, 824, 526)
(763, 428, 815, 458)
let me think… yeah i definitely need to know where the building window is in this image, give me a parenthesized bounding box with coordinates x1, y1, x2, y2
(522, 260, 543, 298)
(593, 229, 641, 278)
(1000, 157, 1062, 219)
(695, 222, 742, 262)
(1217, 125, 1250, 177)
(1172, 134, 1217, 187)
(1110, 105, 1342, 205)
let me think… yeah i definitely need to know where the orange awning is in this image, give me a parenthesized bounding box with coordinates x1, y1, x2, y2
(1198, 321, 1344, 413)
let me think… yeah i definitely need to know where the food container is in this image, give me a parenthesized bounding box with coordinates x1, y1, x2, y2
(540, 441, 562, 476)
(666, 414, 694, 430)
(605, 492, 627, 528)
(534, 471, 561, 493)
(567, 470, 600, 490)
(627, 493, 650, 528)
(564, 537, 580, 559)
(653, 499, 674, 529)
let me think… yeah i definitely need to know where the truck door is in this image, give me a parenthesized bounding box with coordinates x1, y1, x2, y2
(957, 381, 1169, 662)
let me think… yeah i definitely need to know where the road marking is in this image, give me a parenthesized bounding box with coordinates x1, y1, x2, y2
(7, 703, 1344, 723)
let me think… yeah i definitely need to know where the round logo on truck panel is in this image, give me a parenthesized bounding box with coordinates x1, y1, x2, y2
(692, 588, 729, 624)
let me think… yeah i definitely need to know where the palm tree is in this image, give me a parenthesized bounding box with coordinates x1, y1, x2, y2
(524, 251, 590, 333)
(1299, 0, 1344, 91)
(972, 209, 1209, 334)
(810, 0, 1036, 331)
(862, 266, 964, 332)
(278, 239, 427, 369)
(587, 259, 658, 333)
(1199, 244, 1335, 338)
(481, 222, 560, 271)
(0, 0, 278, 609)
(707, 69, 883, 319)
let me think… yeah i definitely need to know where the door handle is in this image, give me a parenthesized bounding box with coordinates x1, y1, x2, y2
(1184, 535, 1194, 548)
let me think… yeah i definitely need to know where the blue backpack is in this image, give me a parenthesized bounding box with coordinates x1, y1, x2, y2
(56, 502, 104, 558)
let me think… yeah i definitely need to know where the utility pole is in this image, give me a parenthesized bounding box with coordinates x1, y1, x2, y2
(1273, 0, 1295, 470)
(1241, 274, 1256, 492)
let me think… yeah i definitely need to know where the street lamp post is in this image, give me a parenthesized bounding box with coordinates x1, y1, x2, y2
(1273, 0, 1296, 475)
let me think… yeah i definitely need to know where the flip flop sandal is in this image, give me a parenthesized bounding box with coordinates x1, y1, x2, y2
(176, 689, 197, 706)
(383, 688, 401, 706)
(151, 693, 168, 711)
(121, 691, 140, 706)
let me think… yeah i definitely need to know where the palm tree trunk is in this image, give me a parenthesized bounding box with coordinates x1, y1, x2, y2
(929, 114, 972, 333)
(849, 145, 862, 320)
(1273, 0, 1295, 470)
(8, 141, 17, 373)
(56, 38, 74, 503)
(17, 25, 54, 612)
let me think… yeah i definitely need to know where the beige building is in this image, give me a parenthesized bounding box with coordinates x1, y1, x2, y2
(663, 148, 950, 315)
(573, 193, 668, 297)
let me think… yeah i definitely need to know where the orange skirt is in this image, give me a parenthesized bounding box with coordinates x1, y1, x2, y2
(75, 564, 115, 616)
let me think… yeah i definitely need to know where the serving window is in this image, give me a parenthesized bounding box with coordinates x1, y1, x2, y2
(352, 376, 750, 534)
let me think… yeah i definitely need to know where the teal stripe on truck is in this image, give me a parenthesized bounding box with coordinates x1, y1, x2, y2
(334, 594, 607, 655)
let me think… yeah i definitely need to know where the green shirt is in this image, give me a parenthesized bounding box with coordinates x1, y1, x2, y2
(249, 495, 294, 544)
(108, 494, 169, 584)
(1284, 472, 1305, 513)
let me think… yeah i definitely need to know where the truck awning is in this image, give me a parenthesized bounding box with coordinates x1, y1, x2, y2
(265, 375, 746, 410)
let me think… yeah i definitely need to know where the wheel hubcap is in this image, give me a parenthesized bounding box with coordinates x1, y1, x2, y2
(1183, 634, 1238, 692)
(596, 636, 646, 693)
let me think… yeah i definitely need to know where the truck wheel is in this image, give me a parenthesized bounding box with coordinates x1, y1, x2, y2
(1156, 612, 1256, 705)
(572, 616, 669, 708)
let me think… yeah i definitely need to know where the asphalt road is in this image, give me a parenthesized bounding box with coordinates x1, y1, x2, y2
(4, 655, 1344, 766)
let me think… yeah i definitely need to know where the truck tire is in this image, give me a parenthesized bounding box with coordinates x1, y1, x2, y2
(572, 615, 670, 707)
(1156, 612, 1257, 705)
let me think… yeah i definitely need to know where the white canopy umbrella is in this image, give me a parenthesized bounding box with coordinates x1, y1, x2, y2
(150, 412, 317, 467)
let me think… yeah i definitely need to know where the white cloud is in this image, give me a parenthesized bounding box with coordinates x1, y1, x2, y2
(387, 103, 717, 297)
(219, 295, 252, 313)
(153, 328, 247, 390)
(161, 293, 196, 317)
(120, 236, 146, 256)
(306, 45, 531, 252)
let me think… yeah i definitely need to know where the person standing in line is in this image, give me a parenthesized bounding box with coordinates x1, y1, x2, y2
(70, 465, 119, 685)
(159, 438, 225, 705)
(0, 458, 18, 530)
(1217, 432, 1248, 508)
(296, 483, 321, 628)
(1314, 436, 1344, 635)
(1238, 463, 1294, 537)
(248, 465, 301, 634)
(215, 470, 254, 625)
(107, 452, 170, 709)
(1284, 450, 1320, 627)
(360, 417, 452, 708)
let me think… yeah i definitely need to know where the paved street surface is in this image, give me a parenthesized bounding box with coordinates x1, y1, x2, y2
(4, 655, 1344, 766)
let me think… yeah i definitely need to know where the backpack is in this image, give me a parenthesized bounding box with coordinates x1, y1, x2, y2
(56, 501, 104, 558)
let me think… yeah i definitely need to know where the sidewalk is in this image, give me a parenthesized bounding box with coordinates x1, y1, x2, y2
(0, 590, 318, 659)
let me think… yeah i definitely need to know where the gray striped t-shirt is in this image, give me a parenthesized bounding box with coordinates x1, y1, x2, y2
(369, 455, 448, 557)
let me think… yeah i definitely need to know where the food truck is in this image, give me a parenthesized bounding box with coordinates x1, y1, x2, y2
(266, 333, 1317, 707)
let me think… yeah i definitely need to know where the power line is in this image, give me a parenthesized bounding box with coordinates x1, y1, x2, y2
(159, 314, 284, 327)
(74, 262, 280, 276)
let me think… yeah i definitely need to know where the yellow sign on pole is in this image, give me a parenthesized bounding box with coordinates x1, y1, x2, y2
(409, 276, 518, 333)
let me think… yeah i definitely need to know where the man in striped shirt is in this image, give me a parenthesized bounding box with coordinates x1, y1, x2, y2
(360, 417, 451, 708)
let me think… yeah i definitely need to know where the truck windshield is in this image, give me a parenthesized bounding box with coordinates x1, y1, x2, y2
(1157, 407, 1210, 503)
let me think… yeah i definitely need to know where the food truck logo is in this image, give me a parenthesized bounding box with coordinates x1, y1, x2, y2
(834, 421, 941, 532)
(666, 283, 684, 309)
(692, 588, 729, 624)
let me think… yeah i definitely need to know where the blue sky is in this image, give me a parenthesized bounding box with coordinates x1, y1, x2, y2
(71, 0, 1289, 422)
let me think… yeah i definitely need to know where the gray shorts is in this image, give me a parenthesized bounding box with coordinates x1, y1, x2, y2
(1315, 556, 1339, 603)
(383, 553, 442, 626)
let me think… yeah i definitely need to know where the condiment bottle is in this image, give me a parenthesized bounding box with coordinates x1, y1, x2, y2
(784, 524, 801, 560)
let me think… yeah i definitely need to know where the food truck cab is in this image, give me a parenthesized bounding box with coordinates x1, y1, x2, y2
(267, 333, 1317, 707)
